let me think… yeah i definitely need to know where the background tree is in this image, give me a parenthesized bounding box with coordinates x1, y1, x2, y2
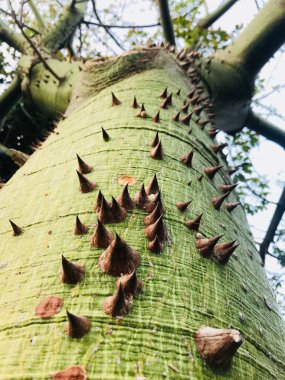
(0, 0, 284, 378)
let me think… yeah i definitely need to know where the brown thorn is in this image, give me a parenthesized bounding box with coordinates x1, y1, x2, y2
(110, 196, 127, 222)
(94, 190, 103, 212)
(227, 167, 238, 176)
(111, 92, 121, 106)
(160, 98, 169, 109)
(185, 213, 203, 232)
(211, 191, 230, 210)
(103, 283, 130, 317)
(76, 170, 96, 193)
(172, 111, 180, 122)
(198, 119, 210, 129)
(180, 150, 194, 167)
(97, 196, 114, 224)
(99, 233, 140, 276)
(66, 310, 91, 338)
(176, 200, 191, 212)
(181, 112, 192, 126)
(176, 88, 181, 96)
(131, 96, 139, 109)
(116, 271, 143, 297)
(61, 255, 84, 284)
(146, 174, 160, 195)
(147, 235, 164, 253)
(160, 87, 168, 99)
(193, 105, 204, 115)
(207, 128, 219, 139)
(145, 214, 167, 242)
(90, 219, 113, 248)
(9, 219, 23, 236)
(134, 184, 148, 208)
(204, 165, 223, 179)
(181, 103, 189, 114)
(150, 141, 164, 160)
(76, 154, 93, 174)
(101, 127, 110, 141)
(144, 202, 163, 225)
(150, 132, 159, 148)
(74, 216, 89, 235)
(152, 111, 160, 123)
(211, 143, 228, 154)
(195, 235, 223, 258)
(166, 93, 172, 106)
(195, 326, 243, 368)
(213, 241, 238, 264)
(219, 183, 238, 194)
(224, 202, 241, 212)
(187, 89, 195, 98)
(116, 184, 134, 209)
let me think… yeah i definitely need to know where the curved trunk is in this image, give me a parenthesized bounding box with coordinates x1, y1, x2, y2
(0, 48, 284, 379)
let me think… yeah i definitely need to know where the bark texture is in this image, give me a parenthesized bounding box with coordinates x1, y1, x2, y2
(0, 48, 284, 379)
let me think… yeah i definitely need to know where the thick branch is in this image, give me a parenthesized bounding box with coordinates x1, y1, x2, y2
(0, 76, 22, 126)
(29, 0, 46, 31)
(42, 0, 88, 53)
(246, 110, 285, 149)
(217, 0, 285, 78)
(0, 19, 27, 52)
(259, 187, 285, 264)
(157, 0, 175, 46)
(198, 0, 239, 29)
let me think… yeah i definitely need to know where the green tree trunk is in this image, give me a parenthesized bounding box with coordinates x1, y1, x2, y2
(0, 48, 284, 379)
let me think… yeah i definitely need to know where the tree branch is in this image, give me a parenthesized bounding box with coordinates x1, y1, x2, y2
(259, 186, 285, 264)
(198, 0, 240, 29)
(82, 20, 160, 29)
(246, 110, 285, 149)
(157, 0, 175, 46)
(42, 0, 88, 53)
(0, 76, 22, 127)
(29, 0, 46, 31)
(218, 0, 285, 78)
(0, 18, 27, 52)
(90, 0, 124, 51)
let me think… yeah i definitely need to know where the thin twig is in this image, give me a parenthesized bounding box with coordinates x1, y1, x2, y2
(90, 0, 125, 51)
(82, 20, 159, 29)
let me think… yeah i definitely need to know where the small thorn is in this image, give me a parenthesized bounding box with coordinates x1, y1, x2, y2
(193, 105, 204, 115)
(145, 214, 167, 242)
(181, 103, 189, 114)
(198, 174, 203, 182)
(227, 167, 238, 176)
(110, 196, 127, 222)
(136, 103, 148, 118)
(179, 61, 191, 70)
(90, 219, 113, 248)
(176, 200, 191, 212)
(181, 112, 192, 126)
(152, 111, 160, 123)
(172, 111, 180, 122)
(160, 98, 169, 109)
(211, 143, 228, 154)
(198, 119, 210, 129)
(214, 241, 238, 264)
(97, 196, 114, 224)
(166, 93, 172, 106)
(61, 255, 85, 284)
(9, 220, 23, 236)
(195, 326, 243, 368)
(195, 235, 223, 258)
(219, 183, 238, 194)
(103, 283, 130, 316)
(180, 150, 194, 167)
(204, 165, 223, 179)
(150, 132, 159, 147)
(66, 310, 91, 338)
(99, 234, 140, 276)
(116, 271, 143, 297)
(76, 154, 93, 174)
(185, 214, 203, 231)
(134, 184, 148, 208)
(111, 92, 121, 106)
(150, 141, 164, 160)
(147, 235, 163, 253)
(144, 202, 163, 225)
(207, 128, 219, 139)
(74, 216, 89, 235)
(131, 96, 139, 109)
(117, 184, 134, 209)
(224, 202, 241, 212)
(211, 191, 230, 210)
(189, 95, 199, 105)
(188, 181, 192, 186)
(146, 174, 160, 195)
(187, 89, 195, 98)
(94, 190, 103, 212)
(160, 87, 168, 99)
(101, 127, 110, 141)
(176, 88, 181, 96)
(76, 170, 96, 193)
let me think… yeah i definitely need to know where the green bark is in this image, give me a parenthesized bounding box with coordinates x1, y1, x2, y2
(0, 49, 284, 379)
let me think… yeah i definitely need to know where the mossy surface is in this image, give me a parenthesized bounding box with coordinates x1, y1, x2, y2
(0, 50, 284, 379)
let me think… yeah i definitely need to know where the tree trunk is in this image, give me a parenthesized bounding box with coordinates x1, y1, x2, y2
(0, 48, 284, 379)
